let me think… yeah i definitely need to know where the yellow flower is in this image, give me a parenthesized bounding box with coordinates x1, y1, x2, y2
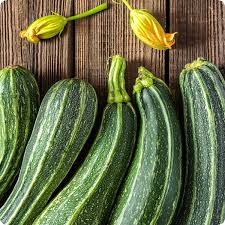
(20, 3, 108, 44)
(115, 0, 177, 50)
(20, 13, 67, 44)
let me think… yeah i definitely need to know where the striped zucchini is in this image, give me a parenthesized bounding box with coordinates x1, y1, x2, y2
(175, 58, 225, 225)
(0, 79, 98, 225)
(0, 66, 40, 203)
(33, 56, 137, 225)
(109, 67, 182, 225)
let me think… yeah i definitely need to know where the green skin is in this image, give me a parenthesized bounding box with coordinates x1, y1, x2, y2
(33, 56, 137, 225)
(175, 58, 225, 225)
(109, 67, 182, 225)
(0, 66, 40, 204)
(0, 79, 98, 225)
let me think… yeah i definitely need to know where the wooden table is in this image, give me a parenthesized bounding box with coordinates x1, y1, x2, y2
(0, 0, 225, 109)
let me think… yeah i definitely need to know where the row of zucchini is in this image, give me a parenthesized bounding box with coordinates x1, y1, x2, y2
(0, 56, 224, 225)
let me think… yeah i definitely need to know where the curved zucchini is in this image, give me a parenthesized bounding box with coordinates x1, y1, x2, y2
(0, 79, 98, 225)
(175, 58, 225, 225)
(0, 66, 40, 203)
(33, 56, 137, 225)
(109, 67, 182, 225)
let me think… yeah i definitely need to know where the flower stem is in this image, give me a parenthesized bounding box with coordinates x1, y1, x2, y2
(121, 0, 133, 11)
(66, 2, 108, 21)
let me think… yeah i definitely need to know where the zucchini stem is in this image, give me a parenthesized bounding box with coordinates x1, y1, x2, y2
(184, 58, 207, 70)
(133, 67, 154, 93)
(107, 56, 131, 104)
(67, 3, 108, 21)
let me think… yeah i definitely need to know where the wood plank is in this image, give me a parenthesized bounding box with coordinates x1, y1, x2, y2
(31, 0, 74, 96)
(74, 0, 166, 107)
(0, 0, 30, 68)
(169, 0, 225, 103)
(0, 0, 74, 96)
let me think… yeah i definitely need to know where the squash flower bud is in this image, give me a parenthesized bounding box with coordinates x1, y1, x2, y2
(20, 3, 108, 44)
(20, 13, 67, 44)
(115, 0, 177, 50)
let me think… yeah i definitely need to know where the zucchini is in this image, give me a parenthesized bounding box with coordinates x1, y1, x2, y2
(0, 79, 98, 225)
(33, 56, 137, 225)
(175, 58, 225, 225)
(109, 67, 182, 225)
(0, 66, 40, 203)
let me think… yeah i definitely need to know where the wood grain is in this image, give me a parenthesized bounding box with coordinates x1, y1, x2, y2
(0, 0, 225, 106)
(169, 0, 225, 103)
(0, 0, 30, 68)
(74, 0, 166, 106)
(0, 0, 74, 96)
(31, 0, 74, 96)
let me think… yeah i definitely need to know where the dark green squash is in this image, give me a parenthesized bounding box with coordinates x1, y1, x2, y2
(0, 66, 40, 203)
(175, 58, 225, 225)
(0, 78, 98, 225)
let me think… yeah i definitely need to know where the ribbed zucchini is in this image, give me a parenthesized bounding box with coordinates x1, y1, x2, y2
(175, 58, 225, 225)
(33, 56, 137, 225)
(109, 67, 182, 225)
(0, 66, 40, 203)
(0, 79, 98, 225)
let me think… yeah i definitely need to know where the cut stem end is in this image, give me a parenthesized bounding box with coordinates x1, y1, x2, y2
(133, 67, 155, 93)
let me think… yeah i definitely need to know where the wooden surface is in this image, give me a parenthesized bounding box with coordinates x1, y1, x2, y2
(0, 0, 225, 108)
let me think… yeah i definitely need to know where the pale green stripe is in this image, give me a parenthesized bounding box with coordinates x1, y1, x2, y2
(0, 74, 7, 169)
(19, 70, 32, 142)
(0, 96, 5, 164)
(194, 71, 217, 225)
(149, 86, 173, 225)
(184, 78, 198, 224)
(178, 73, 190, 223)
(166, 144, 182, 225)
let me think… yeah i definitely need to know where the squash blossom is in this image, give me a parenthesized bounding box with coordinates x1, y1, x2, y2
(20, 3, 108, 44)
(115, 0, 177, 50)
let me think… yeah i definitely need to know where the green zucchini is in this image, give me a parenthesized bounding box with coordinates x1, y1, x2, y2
(0, 66, 40, 203)
(175, 58, 225, 225)
(109, 67, 182, 225)
(33, 55, 137, 225)
(0, 79, 98, 225)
